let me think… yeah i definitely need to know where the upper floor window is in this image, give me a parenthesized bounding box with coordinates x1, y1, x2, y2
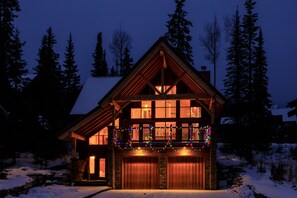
(131, 101, 152, 119)
(155, 122, 176, 140)
(89, 118, 119, 145)
(155, 85, 176, 118)
(180, 100, 201, 118)
(89, 127, 108, 145)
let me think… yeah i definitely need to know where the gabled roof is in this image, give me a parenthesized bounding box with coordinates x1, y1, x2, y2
(71, 77, 120, 115)
(58, 37, 225, 141)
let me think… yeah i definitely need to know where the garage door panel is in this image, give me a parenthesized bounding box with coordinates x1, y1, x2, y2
(123, 157, 158, 189)
(168, 157, 204, 189)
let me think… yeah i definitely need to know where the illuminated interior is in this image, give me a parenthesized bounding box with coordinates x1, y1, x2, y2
(131, 101, 152, 119)
(99, 158, 106, 178)
(89, 156, 95, 174)
(155, 122, 176, 140)
(180, 100, 201, 118)
(89, 118, 119, 145)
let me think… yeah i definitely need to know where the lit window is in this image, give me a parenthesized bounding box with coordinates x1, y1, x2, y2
(143, 124, 151, 140)
(109, 118, 120, 128)
(132, 124, 139, 141)
(89, 156, 95, 174)
(89, 127, 108, 145)
(155, 122, 176, 140)
(180, 100, 201, 118)
(155, 86, 176, 95)
(192, 123, 199, 140)
(182, 123, 189, 140)
(155, 86, 176, 118)
(99, 158, 106, 178)
(131, 101, 151, 119)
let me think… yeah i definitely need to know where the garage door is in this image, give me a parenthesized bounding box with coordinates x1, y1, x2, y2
(167, 157, 204, 189)
(122, 157, 158, 189)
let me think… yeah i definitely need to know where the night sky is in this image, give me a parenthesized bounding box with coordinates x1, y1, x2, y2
(14, 0, 297, 107)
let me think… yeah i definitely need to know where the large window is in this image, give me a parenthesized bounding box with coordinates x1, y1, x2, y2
(181, 123, 200, 141)
(131, 101, 152, 119)
(99, 158, 106, 178)
(180, 100, 202, 118)
(155, 86, 176, 118)
(89, 127, 108, 145)
(89, 119, 119, 145)
(89, 157, 106, 178)
(155, 100, 176, 118)
(155, 122, 176, 140)
(132, 124, 140, 141)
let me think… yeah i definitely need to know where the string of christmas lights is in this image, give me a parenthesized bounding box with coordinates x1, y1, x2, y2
(113, 125, 212, 152)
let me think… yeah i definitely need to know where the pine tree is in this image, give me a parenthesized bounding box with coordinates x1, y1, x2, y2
(224, 8, 247, 120)
(63, 33, 81, 113)
(91, 32, 108, 77)
(241, 0, 259, 110)
(8, 28, 28, 91)
(30, 27, 65, 132)
(252, 28, 272, 148)
(121, 47, 133, 76)
(164, 0, 193, 65)
(0, 0, 20, 103)
(63, 33, 80, 93)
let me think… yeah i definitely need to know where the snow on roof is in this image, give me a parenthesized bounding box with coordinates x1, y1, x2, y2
(271, 107, 297, 122)
(70, 77, 121, 115)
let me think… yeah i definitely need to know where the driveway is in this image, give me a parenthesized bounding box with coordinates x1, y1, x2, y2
(92, 189, 238, 198)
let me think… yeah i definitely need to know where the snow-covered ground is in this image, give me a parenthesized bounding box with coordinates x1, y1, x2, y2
(1, 144, 297, 198)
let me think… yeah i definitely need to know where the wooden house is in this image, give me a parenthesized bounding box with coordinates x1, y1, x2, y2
(58, 38, 225, 189)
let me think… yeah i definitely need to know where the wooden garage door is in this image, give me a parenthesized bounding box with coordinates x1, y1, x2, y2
(167, 157, 204, 189)
(122, 157, 158, 189)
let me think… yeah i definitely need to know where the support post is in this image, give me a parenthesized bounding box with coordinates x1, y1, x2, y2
(112, 106, 116, 189)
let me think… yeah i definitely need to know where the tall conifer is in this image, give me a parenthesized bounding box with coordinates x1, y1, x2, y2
(165, 0, 193, 64)
(30, 27, 65, 132)
(224, 8, 246, 123)
(91, 32, 108, 77)
(241, 0, 259, 110)
(0, 0, 20, 103)
(63, 33, 80, 93)
(63, 33, 81, 113)
(8, 28, 28, 91)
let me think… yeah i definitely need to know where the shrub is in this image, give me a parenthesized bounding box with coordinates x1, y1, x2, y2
(289, 146, 297, 160)
(270, 162, 286, 182)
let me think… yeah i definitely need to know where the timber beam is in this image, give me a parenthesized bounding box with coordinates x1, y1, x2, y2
(71, 132, 86, 141)
(115, 93, 211, 102)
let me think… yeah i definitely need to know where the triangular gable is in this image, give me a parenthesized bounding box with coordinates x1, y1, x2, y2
(58, 37, 225, 141)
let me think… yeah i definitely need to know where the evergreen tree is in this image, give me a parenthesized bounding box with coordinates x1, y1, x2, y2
(241, 0, 259, 110)
(63, 33, 81, 113)
(91, 32, 108, 77)
(63, 33, 80, 93)
(121, 47, 133, 75)
(8, 28, 28, 91)
(30, 27, 65, 132)
(0, 0, 20, 104)
(164, 0, 193, 65)
(109, 28, 132, 76)
(252, 28, 272, 148)
(224, 8, 246, 120)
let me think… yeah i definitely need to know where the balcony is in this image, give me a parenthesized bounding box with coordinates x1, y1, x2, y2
(113, 126, 211, 149)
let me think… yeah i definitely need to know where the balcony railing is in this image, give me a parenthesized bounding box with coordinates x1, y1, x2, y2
(113, 125, 211, 149)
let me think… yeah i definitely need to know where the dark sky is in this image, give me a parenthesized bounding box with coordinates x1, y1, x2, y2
(14, 0, 297, 107)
